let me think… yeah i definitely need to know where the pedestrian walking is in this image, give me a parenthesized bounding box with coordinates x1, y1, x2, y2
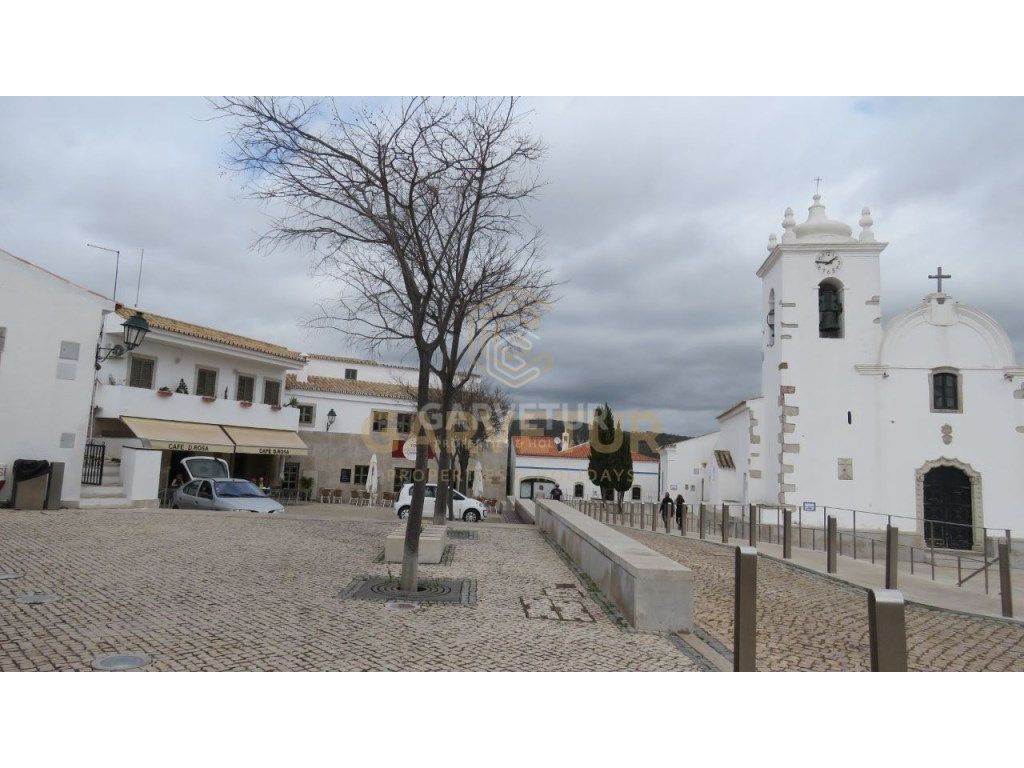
(659, 492, 673, 529)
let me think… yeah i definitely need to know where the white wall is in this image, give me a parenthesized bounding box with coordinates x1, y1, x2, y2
(301, 356, 419, 386)
(119, 446, 162, 503)
(514, 452, 659, 501)
(288, 390, 416, 439)
(660, 433, 717, 507)
(101, 322, 296, 407)
(0, 250, 110, 505)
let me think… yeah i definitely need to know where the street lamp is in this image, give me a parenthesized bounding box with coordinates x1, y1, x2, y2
(95, 311, 150, 368)
(326, 409, 337, 431)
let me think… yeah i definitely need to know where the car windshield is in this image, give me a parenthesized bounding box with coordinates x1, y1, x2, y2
(214, 480, 265, 498)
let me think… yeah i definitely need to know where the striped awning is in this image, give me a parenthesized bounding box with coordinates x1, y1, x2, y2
(120, 417, 234, 453)
(221, 426, 310, 456)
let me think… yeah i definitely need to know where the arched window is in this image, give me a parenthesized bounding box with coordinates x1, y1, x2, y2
(766, 289, 776, 347)
(573, 483, 584, 498)
(931, 368, 961, 412)
(631, 486, 642, 500)
(818, 279, 843, 338)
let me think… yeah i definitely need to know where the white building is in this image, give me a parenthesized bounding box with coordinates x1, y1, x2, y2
(661, 193, 1024, 550)
(89, 305, 309, 505)
(511, 431, 660, 501)
(0, 248, 111, 507)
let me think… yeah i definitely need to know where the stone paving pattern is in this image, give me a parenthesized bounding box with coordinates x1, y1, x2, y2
(0, 508, 695, 671)
(620, 528, 1024, 671)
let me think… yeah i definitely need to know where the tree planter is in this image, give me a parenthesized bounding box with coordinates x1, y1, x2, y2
(201, 396, 216, 403)
(239, 401, 253, 408)
(157, 390, 173, 398)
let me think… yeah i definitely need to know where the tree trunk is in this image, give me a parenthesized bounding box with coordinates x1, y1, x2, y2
(457, 447, 471, 495)
(400, 361, 432, 592)
(433, 385, 455, 525)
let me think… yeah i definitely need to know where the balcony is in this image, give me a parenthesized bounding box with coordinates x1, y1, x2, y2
(93, 383, 300, 431)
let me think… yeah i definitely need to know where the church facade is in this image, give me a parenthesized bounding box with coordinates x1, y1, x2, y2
(660, 194, 1024, 549)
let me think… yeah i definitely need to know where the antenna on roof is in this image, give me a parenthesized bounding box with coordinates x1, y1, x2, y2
(135, 248, 145, 307)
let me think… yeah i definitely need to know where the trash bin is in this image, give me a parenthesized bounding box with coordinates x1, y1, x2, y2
(45, 462, 65, 510)
(11, 459, 51, 510)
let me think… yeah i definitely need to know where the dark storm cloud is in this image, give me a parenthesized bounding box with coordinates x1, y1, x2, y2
(1, 97, 1022, 435)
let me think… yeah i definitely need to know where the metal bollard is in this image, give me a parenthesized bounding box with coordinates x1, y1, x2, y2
(699, 503, 706, 539)
(885, 524, 899, 590)
(826, 516, 838, 574)
(721, 504, 730, 544)
(868, 588, 908, 672)
(629, 502, 634, 527)
(748, 504, 758, 547)
(734, 546, 757, 672)
(999, 541, 1013, 618)
(782, 508, 792, 559)
(640, 501, 645, 530)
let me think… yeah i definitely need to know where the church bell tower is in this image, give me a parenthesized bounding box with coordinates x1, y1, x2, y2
(757, 192, 888, 511)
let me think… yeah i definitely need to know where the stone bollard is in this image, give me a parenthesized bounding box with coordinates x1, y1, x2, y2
(721, 504, 730, 544)
(734, 546, 757, 672)
(826, 515, 838, 574)
(783, 508, 792, 559)
(699, 503, 706, 540)
(999, 541, 1013, 618)
(748, 504, 758, 547)
(629, 502, 635, 527)
(885, 524, 899, 590)
(868, 588, 908, 672)
(640, 501, 645, 530)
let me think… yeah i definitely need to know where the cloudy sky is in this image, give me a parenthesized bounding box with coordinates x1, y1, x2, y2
(2, 97, 1022, 436)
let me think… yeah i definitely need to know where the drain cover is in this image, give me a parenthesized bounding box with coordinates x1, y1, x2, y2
(92, 653, 152, 671)
(15, 594, 58, 605)
(385, 600, 419, 612)
(0, 572, 23, 581)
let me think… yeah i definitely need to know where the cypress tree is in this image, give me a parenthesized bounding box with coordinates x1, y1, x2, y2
(607, 420, 635, 510)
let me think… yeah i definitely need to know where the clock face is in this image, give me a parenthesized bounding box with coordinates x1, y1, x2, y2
(815, 250, 841, 275)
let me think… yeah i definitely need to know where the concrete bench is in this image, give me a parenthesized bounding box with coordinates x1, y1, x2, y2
(384, 524, 445, 564)
(534, 498, 694, 632)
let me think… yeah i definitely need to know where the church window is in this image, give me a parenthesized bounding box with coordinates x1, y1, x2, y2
(766, 290, 776, 347)
(931, 369, 961, 412)
(714, 450, 735, 469)
(818, 280, 843, 338)
(847, 411, 852, 425)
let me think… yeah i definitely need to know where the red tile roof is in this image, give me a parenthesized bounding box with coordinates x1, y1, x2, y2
(513, 435, 658, 463)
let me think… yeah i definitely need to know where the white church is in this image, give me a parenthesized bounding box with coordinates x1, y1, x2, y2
(660, 193, 1024, 550)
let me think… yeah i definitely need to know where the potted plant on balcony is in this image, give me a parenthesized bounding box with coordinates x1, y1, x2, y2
(201, 394, 216, 403)
(157, 387, 173, 398)
(239, 400, 253, 408)
(270, 403, 283, 411)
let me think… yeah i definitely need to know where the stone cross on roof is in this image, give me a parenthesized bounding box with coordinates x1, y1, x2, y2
(814, 176, 823, 195)
(929, 266, 951, 293)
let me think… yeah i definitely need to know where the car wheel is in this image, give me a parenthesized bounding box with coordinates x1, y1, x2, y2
(398, 507, 410, 519)
(463, 509, 480, 523)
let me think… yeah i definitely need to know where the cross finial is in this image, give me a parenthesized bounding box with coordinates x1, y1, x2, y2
(814, 176, 823, 195)
(929, 266, 951, 293)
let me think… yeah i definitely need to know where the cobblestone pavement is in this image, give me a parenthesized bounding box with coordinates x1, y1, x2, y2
(620, 528, 1024, 671)
(0, 508, 696, 671)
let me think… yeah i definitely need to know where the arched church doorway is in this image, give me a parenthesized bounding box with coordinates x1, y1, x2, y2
(923, 466, 974, 549)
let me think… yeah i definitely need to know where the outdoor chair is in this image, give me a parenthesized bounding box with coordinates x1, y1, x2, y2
(381, 491, 395, 506)
(318, 488, 331, 503)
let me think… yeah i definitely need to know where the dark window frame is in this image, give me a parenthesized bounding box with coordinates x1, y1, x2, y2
(195, 367, 218, 398)
(128, 355, 156, 389)
(931, 369, 962, 412)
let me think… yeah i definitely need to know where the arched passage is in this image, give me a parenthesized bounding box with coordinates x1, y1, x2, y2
(519, 476, 556, 499)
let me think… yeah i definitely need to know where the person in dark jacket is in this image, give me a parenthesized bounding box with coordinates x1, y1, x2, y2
(659, 492, 673, 529)
(549, 484, 563, 501)
(675, 494, 685, 530)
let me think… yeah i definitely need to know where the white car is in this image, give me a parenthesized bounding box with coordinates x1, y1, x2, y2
(394, 483, 488, 523)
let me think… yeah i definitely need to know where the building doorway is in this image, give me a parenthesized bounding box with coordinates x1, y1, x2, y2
(519, 477, 555, 499)
(923, 465, 974, 549)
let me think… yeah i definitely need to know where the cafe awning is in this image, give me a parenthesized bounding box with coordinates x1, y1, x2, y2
(121, 417, 234, 453)
(221, 426, 310, 456)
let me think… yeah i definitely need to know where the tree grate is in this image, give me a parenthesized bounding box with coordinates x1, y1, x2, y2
(339, 576, 477, 606)
(446, 529, 478, 540)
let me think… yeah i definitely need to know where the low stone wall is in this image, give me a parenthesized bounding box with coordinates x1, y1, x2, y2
(534, 498, 694, 632)
(513, 496, 536, 524)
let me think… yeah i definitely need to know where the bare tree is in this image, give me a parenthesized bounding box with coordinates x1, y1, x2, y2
(213, 96, 551, 589)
